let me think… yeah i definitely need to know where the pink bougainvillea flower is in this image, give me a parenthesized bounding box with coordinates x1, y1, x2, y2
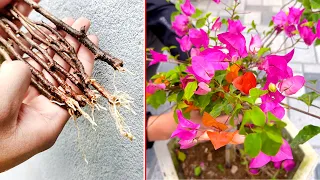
(211, 17, 222, 31)
(316, 20, 320, 39)
(249, 35, 262, 53)
(180, 75, 195, 89)
(200, 48, 228, 70)
(278, 75, 305, 95)
(270, 104, 286, 119)
(287, 7, 304, 24)
(188, 56, 215, 83)
(189, 28, 209, 48)
(213, 0, 220, 4)
(249, 139, 295, 174)
(284, 24, 297, 37)
(194, 82, 211, 95)
(190, 48, 200, 57)
(179, 139, 197, 149)
(260, 89, 285, 119)
(218, 32, 247, 58)
(176, 35, 192, 52)
(171, 110, 200, 140)
(272, 11, 287, 27)
(228, 19, 246, 34)
(298, 19, 317, 46)
(172, 14, 190, 37)
(148, 50, 168, 66)
(146, 81, 166, 94)
(181, 0, 195, 16)
(259, 50, 294, 80)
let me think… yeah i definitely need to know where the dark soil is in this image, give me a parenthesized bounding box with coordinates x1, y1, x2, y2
(175, 142, 290, 179)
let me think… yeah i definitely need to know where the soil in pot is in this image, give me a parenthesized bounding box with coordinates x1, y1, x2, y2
(173, 141, 291, 179)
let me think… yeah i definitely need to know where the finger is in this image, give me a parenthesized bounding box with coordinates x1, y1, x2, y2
(76, 35, 98, 76)
(0, 61, 31, 124)
(64, 17, 91, 54)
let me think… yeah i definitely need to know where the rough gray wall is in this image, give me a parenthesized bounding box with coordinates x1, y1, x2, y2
(0, 0, 144, 179)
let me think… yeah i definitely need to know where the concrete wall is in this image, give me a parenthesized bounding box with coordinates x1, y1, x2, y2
(0, 0, 144, 179)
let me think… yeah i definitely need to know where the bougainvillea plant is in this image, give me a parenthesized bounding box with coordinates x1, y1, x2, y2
(147, 0, 320, 176)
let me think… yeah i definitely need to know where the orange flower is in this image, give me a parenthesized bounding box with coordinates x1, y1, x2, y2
(232, 72, 257, 94)
(206, 130, 244, 150)
(185, 104, 199, 113)
(202, 112, 228, 131)
(226, 64, 241, 83)
(154, 75, 170, 86)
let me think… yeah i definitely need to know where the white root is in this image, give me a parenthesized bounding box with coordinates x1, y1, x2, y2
(73, 116, 89, 165)
(66, 97, 97, 128)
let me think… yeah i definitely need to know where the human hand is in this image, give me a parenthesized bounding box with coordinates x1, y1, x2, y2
(146, 109, 242, 142)
(0, 17, 98, 172)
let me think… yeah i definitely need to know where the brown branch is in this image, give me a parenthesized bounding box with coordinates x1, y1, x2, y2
(22, 0, 124, 71)
(0, 19, 89, 105)
(281, 102, 320, 120)
(1, 17, 95, 105)
(0, 36, 69, 103)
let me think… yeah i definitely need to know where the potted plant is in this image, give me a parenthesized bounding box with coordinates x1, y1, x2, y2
(147, 0, 320, 179)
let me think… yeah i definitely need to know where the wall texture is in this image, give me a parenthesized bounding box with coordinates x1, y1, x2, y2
(0, 0, 144, 179)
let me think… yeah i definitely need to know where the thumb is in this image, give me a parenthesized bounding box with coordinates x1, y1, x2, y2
(0, 61, 31, 123)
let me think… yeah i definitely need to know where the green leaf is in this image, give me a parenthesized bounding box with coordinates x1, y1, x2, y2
(247, 27, 254, 33)
(194, 166, 202, 176)
(261, 132, 282, 156)
(301, 0, 311, 9)
(146, 90, 166, 109)
(311, 0, 320, 9)
(298, 92, 320, 106)
(257, 47, 270, 58)
(239, 110, 252, 134)
(170, 11, 181, 22)
(196, 18, 206, 28)
(177, 151, 187, 162)
(196, 93, 213, 110)
(233, 15, 240, 20)
(308, 79, 318, 85)
(210, 100, 227, 118)
(249, 88, 268, 98)
(291, 125, 320, 147)
(250, 106, 266, 127)
(264, 125, 283, 143)
(191, 8, 203, 18)
(268, 20, 274, 27)
(177, 91, 184, 102)
(241, 96, 255, 104)
(168, 93, 177, 102)
(214, 71, 226, 84)
(315, 39, 320, 46)
(267, 112, 287, 129)
(224, 104, 234, 115)
(184, 81, 198, 100)
(244, 133, 262, 157)
(251, 20, 256, 29)
(169, 45, 177, 49)
(221, 18, 227, 24)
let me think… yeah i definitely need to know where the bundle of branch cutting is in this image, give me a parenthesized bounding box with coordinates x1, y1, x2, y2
(0, 0, 134, 140)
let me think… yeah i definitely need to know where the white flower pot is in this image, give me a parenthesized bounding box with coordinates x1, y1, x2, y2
(152, 116, 318, 180)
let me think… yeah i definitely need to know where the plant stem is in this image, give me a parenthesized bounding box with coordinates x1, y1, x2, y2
(281, 102, 320, 119)
(305, 84, 320, 94)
